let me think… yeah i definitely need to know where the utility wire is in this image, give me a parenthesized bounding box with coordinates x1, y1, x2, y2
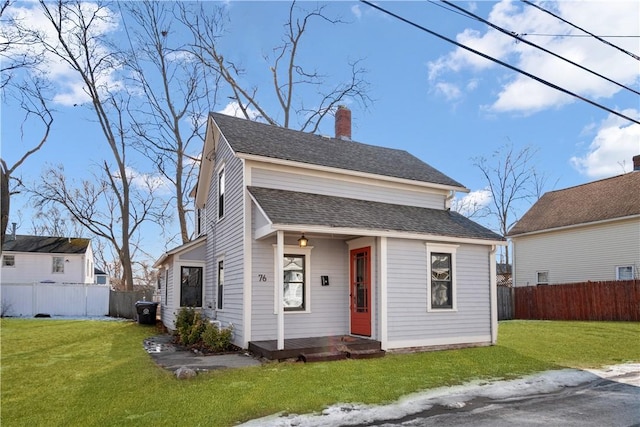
(440, 0, 639, 96)
(520, 0, 640, 61)
(358, 0, 640, 126)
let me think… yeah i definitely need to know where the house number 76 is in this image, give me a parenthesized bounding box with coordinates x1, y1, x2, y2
(258, 274, 267, 282)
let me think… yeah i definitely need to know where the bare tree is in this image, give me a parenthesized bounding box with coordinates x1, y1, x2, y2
(33, 0, 160, 290)
(121, 0, 219, 244)
(31, 163, 168, 290)
(473, 144, 547, 265)
(183, 0, 371, 131)
(0, 78, 53, 252)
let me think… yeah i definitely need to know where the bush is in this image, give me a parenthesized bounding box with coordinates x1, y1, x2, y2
(174, 308, 234, 352)
(201, 322, 233, 352)
(174, 307, 206, 346)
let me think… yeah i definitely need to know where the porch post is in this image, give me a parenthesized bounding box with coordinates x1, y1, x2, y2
(276, 230, 285, 350)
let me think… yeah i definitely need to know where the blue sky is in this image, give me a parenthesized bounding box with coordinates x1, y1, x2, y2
(2, 1, 639, 263)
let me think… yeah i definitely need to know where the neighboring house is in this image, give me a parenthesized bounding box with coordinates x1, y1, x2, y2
(94, 268, 110, 286)
(508, 157, 640, 286)
(1, 232, 95, 284)
(154, 107, 505, 353)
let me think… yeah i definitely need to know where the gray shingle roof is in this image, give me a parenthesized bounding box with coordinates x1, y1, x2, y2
(248, 187, 503, 241)
(2, 235, 90, 254)
(508, 172, 640, 236)
(211, 112, 466, 189)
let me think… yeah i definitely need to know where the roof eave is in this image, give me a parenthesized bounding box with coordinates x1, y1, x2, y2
(258, 223, 505, 247)
(508, 213, 640, 238)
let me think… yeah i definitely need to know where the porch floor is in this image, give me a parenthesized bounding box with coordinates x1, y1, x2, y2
(248, 335, 384, 361)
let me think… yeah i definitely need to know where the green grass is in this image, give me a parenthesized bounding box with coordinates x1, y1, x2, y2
(1, 319, 638, 427)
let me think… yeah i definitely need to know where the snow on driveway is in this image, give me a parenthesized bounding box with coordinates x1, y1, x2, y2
(239, 363, 640, 427)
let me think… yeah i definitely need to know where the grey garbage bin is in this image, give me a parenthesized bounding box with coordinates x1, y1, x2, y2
(135, 301, 158, 325)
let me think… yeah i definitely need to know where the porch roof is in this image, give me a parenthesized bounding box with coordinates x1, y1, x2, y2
(248, 187, 504, 242)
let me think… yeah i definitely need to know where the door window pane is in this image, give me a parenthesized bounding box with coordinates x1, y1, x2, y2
(283, 255, 304, 311)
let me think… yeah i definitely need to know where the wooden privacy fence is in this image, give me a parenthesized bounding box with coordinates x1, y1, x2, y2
(109, 288, 155, 319)
(514, 280, 640, 321)
(497, 286, 514, 320)
(1, 282, 109, 317)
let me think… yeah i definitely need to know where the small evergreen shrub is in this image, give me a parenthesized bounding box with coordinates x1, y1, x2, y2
(201, 322, 233, 352)
(174, 307, 206, 346)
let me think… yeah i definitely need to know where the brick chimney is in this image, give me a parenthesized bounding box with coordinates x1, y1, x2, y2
(335, 105, 351, 141)
(633, 154, 640, 171)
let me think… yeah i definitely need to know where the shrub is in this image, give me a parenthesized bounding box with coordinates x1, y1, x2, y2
(201, 322, 233, 353)
(174, 307, 206, 346)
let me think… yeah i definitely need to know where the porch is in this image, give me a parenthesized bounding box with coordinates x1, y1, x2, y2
(248, 335, 385, 362)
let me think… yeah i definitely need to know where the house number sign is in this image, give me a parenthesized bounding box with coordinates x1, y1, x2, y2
(257, 274, 267, 282)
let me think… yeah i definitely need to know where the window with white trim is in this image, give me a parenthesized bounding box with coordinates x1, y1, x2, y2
(52, 256, 64, 274)
(180, 266, 203, 307)
(2, 255, 15, 267)
(616, 265, 634, 280)
(274, 245, 312, 313)
(217, 168, 225, 219)
(426, 243, 458, 311)
(217, 259, 224, 310)
(536, 271, 549, 285)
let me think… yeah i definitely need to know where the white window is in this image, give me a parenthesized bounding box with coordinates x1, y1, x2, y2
(616, 265, 634, 280)
(52, 256, 65, 274)
(273, 245, 312, 313)
(2, 255, 15, 267)
(217, 168, 225, 219)
(426, 243, 458, 311)
(537, 271, 549, 285)
(217, 259, 224, 310)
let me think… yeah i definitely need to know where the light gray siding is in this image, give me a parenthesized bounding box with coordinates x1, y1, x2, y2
(386, 238, 491, 347)
(250, 228, 350, 341)
(207, 138, 246, 346)
(512, 218, 640, 286)
(161, 266, 175, 330)
(250, 166, 445, 209)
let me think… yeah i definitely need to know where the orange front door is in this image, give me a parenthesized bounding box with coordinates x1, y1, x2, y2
(350, 247, 371, 336)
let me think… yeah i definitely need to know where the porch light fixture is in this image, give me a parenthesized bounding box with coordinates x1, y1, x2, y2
(297, 234, 308, 248)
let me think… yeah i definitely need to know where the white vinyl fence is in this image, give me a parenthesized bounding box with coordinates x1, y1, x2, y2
(0, 283, 110, 317)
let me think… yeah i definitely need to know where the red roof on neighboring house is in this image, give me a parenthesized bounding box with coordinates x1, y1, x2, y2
(508, 172, 640, 236)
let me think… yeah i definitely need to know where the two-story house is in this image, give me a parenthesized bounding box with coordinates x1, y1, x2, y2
(508, 157, 640, 286)
(154, 107, 505, 357)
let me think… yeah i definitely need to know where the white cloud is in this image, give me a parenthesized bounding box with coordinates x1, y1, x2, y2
(351, 5, 362, 20)
(218, 101, 261, 120)
(113, 167, 172, 195)
(452, 188, 492, 218)
(570, 110, 640, 178)
(434, 82, 462, 101)
(428, 0, 640, 115)
(1, 2, 122, 107)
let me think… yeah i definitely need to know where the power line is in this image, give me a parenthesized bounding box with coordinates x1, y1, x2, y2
(522, 34, 640, 39)
(358, 0, 640, 126)
(520, 0, 640, 61)
(440, 0, 639, 96)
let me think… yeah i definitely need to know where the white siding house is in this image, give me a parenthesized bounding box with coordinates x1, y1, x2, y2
(1, 234, 94, 284)
(508, 163, 640, 286)
(155, 107, 505, 355)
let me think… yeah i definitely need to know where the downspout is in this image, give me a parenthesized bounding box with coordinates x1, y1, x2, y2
(489, 245, 498, 344)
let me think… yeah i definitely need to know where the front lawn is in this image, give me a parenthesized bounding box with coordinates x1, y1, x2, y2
(1, 319, 638, 427)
